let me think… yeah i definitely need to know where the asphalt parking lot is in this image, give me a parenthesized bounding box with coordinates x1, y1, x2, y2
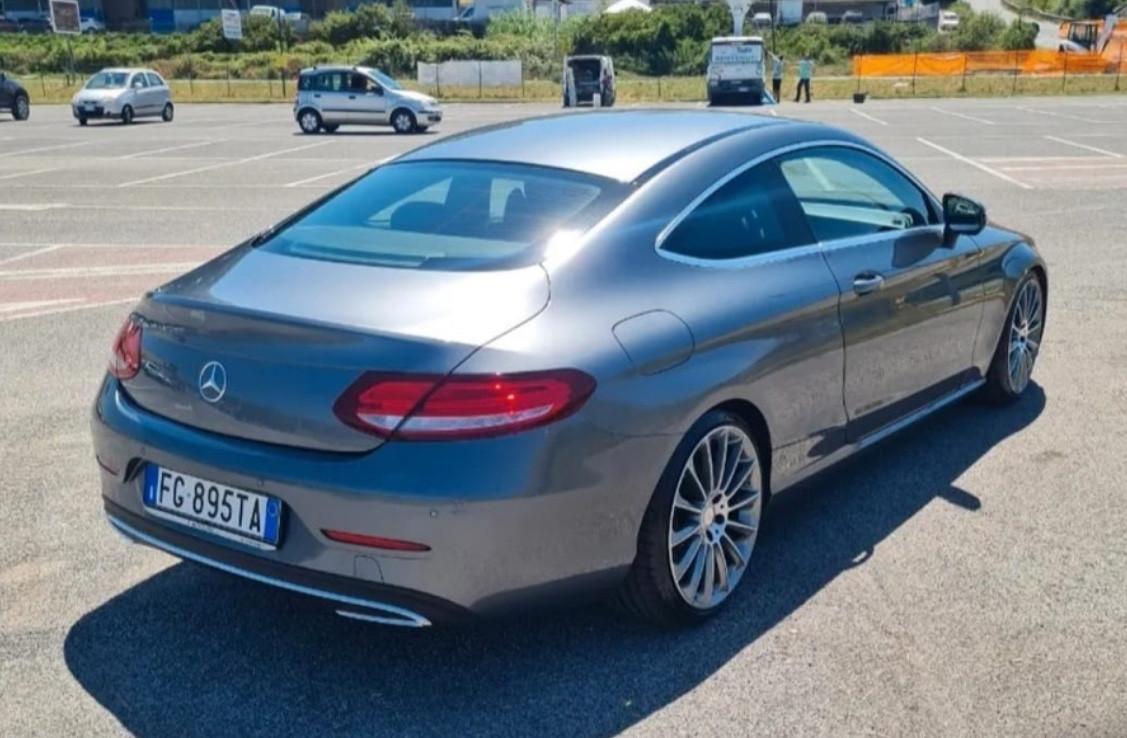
(2, 97, 1126, 737)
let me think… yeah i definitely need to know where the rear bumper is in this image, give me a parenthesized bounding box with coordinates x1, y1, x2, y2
(708, 79, 765, 95)
(105, 499, 467, 626)
(92, 377, 670, 619)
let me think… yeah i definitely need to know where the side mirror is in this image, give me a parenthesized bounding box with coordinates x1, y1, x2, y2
(943, 193, 986, 237)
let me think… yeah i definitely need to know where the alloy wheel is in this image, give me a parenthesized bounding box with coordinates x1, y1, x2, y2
(1008, 278, 1043, 394)
(668, 424, 761, 610)
(392, 110, 414, 133)
(299, 111, 320, 133)
(15, 96, 29, 120)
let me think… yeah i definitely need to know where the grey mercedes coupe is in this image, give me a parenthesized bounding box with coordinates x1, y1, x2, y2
(92, 111, 1046, 627)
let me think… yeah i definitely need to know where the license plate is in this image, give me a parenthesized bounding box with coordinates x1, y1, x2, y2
(143, 465, 282, 549)
(84, 102, 95, 109)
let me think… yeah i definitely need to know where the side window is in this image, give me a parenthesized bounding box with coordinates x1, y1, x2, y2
(299, 73, 313, 91)
(778, 147, 936, 243)
(130, 74, 148, 89)
(313, 73, 345, 92)
(660, 162, 814, 261)
(146, 73, 164, 87)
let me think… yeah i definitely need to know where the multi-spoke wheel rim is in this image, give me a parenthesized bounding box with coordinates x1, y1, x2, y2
(668, 425, 762, 610)
(16, 98, 28, 118)
(393, 112, 412, 132)
(300, 112, 318, 132)
(1008, 279, 1043, 393)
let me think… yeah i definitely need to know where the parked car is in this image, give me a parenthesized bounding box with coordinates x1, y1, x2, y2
(71, 68, 173, 125)
(17, 14, 52, 33)
(93, 110, 1047, 627)
(294, 65, 441, 134)
(840, 9, 864, 23)
(938, 10, 960, 32)
(562, 54, 616, 107)
(750, 11, 773, 28)
(80, 17, 106, 33)
(0, 71, 30, 120)
(707, 35, 767, 106)
(805, 11, 828, 23)
(0, 13, 20, 33)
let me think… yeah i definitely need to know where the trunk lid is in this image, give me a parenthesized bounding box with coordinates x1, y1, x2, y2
(126, 246, 549, 452)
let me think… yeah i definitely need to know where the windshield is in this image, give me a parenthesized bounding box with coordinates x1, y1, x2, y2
(710, 41, 764, 65)
(370, 69, 400, 90)
(85, 72, 128, 89)
(257, 161, 626, 270)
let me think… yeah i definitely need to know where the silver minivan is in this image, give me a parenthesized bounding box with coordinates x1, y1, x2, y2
(294, 66, 442, 135)
(71, 68, 173, 126)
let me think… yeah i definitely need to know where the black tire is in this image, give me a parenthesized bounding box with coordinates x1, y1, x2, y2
(982, 272, 1045, 404)
(121, 105, 134, 125)
(12, 94, 29, 121)
(390, 108, 417, 134)
(297, 108, 322, 134)
(615, 409, 767, 627)
(78, 117, 88, 126)
(321, 123, 339, 133)
(161, 102, 174, 122)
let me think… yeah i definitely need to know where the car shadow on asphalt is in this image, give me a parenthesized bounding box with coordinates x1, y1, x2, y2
(64, 384, 1044, 738)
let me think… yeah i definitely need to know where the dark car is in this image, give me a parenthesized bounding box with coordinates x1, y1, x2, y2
(0, 71, 30, 120)
(0, 13, 21, 32)
(17, 15, 53, 33)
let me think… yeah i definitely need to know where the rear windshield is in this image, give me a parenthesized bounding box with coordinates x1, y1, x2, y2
(711, 42, 764, 65)
(85, 72, 128, 89)
(257, 161, 626, 270)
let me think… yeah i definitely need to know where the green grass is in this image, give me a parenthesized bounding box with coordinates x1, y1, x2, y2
(18, 72, 1126, 105)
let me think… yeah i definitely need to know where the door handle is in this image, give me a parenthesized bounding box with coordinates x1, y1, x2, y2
(852, 272, 885, 296)
(348, 94, 356, 99)
(313, 93, 321, 98)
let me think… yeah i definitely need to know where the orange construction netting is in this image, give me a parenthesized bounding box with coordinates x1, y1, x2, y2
(853, 49, 1127, 77)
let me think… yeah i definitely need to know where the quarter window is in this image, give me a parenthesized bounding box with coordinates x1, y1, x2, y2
(777, 147, 935, 242)
(146, 73, 165, 87)
(130, 74, 148, 89)
(660, 162, 814, 261)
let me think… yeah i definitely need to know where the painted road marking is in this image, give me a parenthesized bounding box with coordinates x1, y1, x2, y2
(1043, 135, 1124, 159)
(119, 140, 224, 160)
(0, 297, 135, 322)
(0, 142, 88, 158)
(0, 203, 67, 211)
(0, 263, 201, 280)
(916, 137, 1033, 190)
(0, 244, 62, 266)
(1014, 106, 1105, 125)
(118, 140, 335, 187)
(0, 167, 65, 181)
(0, 299, 83, 314)
(929, 107, 996, 125)
(849, 108, 888, 126)
(284, 163, 375, 188)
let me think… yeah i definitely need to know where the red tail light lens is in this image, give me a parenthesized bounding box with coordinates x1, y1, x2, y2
(109, 316, 142, 380)
(334, 369, 596, 440)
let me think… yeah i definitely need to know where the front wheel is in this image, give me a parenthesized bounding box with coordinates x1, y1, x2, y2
(297, 108, 322, 134)
(120, 105, 134, 125)
(161, 102, 174, 122)
(390, 108, 416, 134)
(12, 95, 29, 121)
(78, 117, 88, 126)
(983, 273, 1044, 402)
(616, 410, 765, 626)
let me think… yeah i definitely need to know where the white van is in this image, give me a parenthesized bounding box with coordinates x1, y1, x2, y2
(706, 36, 767, 106)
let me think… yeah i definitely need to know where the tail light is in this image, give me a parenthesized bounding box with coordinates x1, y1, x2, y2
(334, 369, 595, 440)
(109, 315, 142, 380)
(322, 529, 430, 552)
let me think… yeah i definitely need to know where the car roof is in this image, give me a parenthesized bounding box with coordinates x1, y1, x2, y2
(711, 36, 766, 42)
(396, 110, 784, 183)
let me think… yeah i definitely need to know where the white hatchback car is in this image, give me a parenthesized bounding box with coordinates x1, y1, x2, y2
(71, 68, 173, 126)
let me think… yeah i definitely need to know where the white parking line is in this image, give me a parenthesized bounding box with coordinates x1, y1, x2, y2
(284, 164, 370, 188)
(1043, 135, 1124, 159)
(1014, 106, 1105, 124)
(916, 137, 1033, 190)
(849, 108, 888, 126)
(998, 162, 1127, 172)
(117, 140, 335, 188)
(0, 297, 135, 322)
(0, 142, 88, 158)
(0, 298, 83, 314)
(929, 106, 995, 125)
(0, 263, 201, 280)
(119, 140, 223, 160)
(0, 244, 62, 266)
(0, 167, 64, 181)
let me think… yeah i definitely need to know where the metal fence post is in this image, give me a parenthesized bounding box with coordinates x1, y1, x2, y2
(960, 53, 968, 93)
(1061, 50, 1068, 92)
(1012, 50, 1019, 95)
(226, 66, 231, 98)
(478, 61, 483, 99)
(657, 76, 663, 100)
(281, 69, 287, 99)
(911, 51, 918, 96)
(436, 64, 441, 99)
